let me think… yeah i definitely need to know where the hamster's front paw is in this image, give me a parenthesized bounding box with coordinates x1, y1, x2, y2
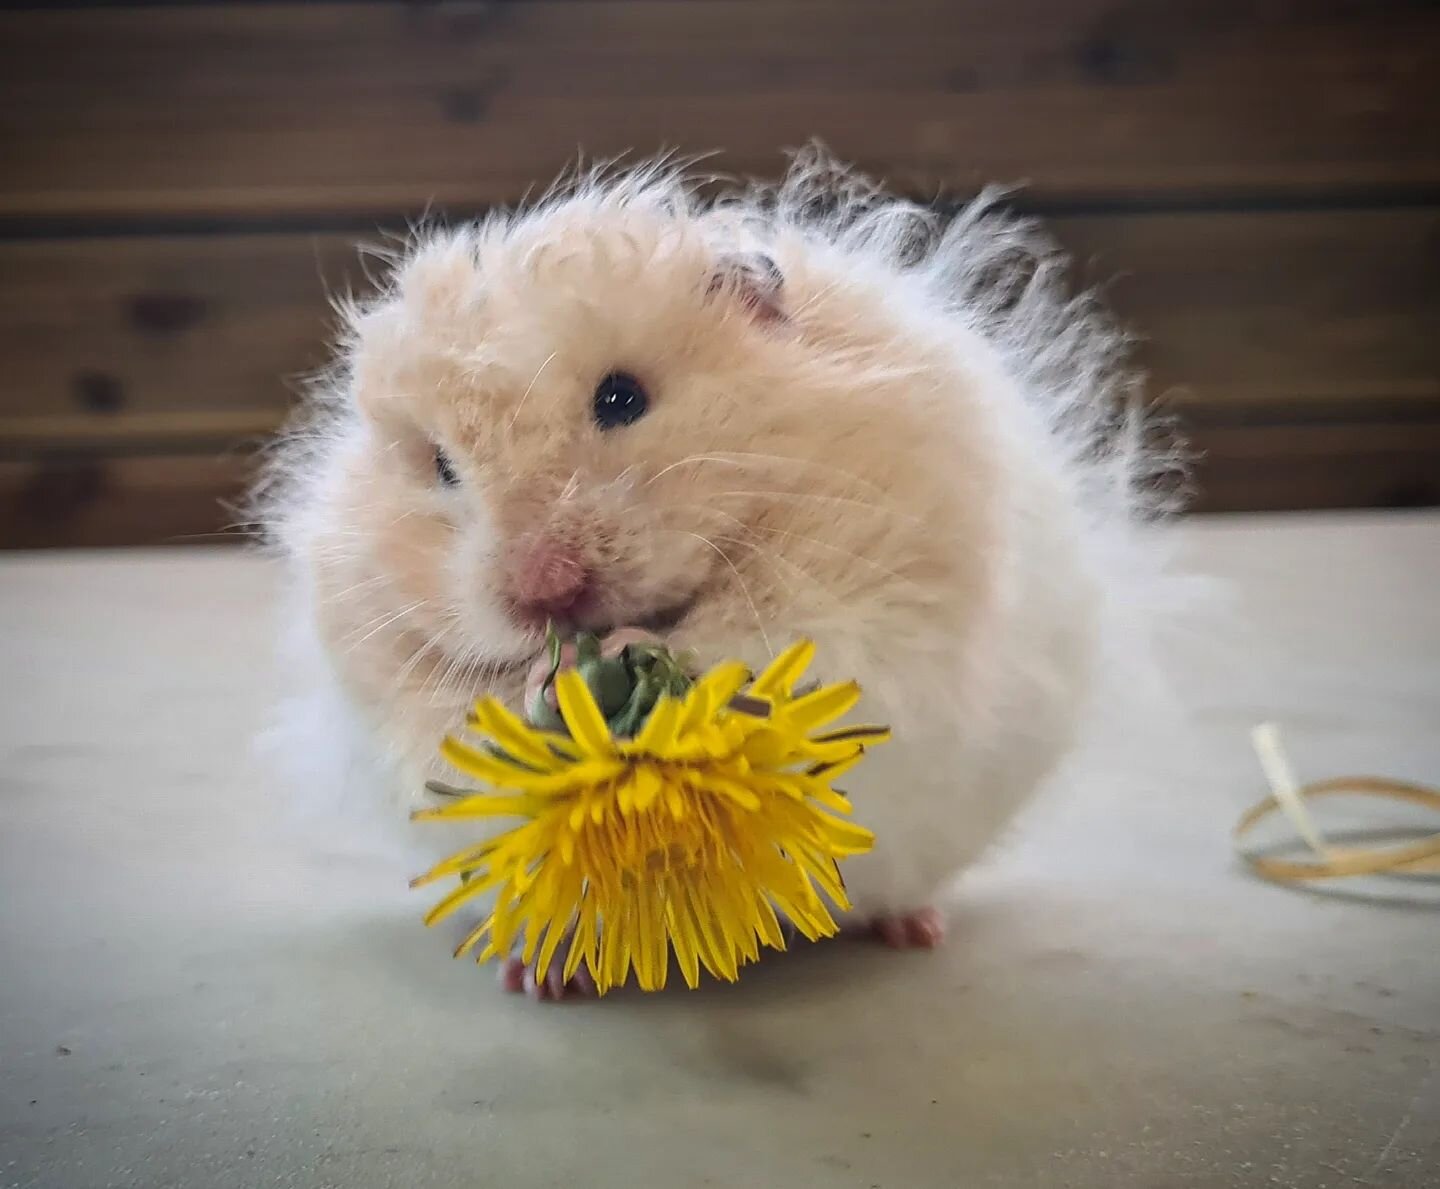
(498, 935, 598, 1002)
(849, 907, 946, 950)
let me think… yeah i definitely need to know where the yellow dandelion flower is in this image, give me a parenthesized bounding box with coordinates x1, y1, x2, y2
(410, 639, 888, 994)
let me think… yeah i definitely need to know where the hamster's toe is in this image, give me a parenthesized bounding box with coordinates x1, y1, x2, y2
(498, 941, 598, 1002)
(856, 907, 945, 950)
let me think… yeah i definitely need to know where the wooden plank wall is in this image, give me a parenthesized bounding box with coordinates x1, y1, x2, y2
(1, 0, 1437, 547)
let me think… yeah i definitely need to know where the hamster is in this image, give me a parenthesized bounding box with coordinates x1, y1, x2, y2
(258, 151, 1186, 998)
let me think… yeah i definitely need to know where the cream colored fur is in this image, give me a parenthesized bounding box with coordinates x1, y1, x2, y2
(258, 152, 1186, 917)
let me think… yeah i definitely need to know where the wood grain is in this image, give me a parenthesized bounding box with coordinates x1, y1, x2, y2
(0, 232, 372, 440)
(1187, 411, 1440, 512)
(5, 408, 1436, 548)
(2, 1, 1436, 220)
(0, 452, 257, 550)
(3, 208, 1434, 453)
(2, 1, 1435, 542)
(1053, 206, 1440, 407)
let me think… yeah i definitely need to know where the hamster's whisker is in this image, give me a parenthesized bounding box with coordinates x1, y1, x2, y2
(435, 644, 513, 710)
(710, 488, 923, 524)
(393, 637, 439, 694)
(393, 616, 465, 694)
(658, 501, 749, 533)
(743, 522, 909, 585)
(408, 642, 452, 706)
(425, 650, 470, 709)
(416, 636, 473, 708)
(659, 501, 908, 588)
(710, 534, 866, 626)
(177, 510, 265, 538)
(339, 603, 412, 645)
(693, 449, 890, 496)
(707, 524, 860, 603)
(423, 617, 521, 710)
(507, 350, 559, 432)
(325, 572, 392, 604)
(341, 599, 429, 651)
(658, 527, 774, 658)
(658, 503, 802, 589)
(645, 452, 897, 510)
(643, 453, 749, 487)
(712, 532, 805, 602)
(410, 611, 485, 706)
(163, 529, 259, 544)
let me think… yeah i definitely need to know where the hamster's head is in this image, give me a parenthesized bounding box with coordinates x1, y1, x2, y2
(295, 179, 1006, 718)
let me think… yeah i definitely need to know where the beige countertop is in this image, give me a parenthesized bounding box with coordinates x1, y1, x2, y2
(2, 513, 1437, 1189)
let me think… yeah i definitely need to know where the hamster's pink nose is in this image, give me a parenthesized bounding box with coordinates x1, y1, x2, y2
(506, 539, 592, 624)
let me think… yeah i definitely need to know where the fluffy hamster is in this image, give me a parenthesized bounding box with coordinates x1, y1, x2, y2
(260, 152, 1184, 993)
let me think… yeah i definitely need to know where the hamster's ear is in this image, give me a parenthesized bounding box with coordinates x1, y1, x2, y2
(391, 227, 482, 324)
(706, 252, 786, 325)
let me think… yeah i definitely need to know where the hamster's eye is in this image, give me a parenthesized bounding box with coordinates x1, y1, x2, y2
(434, 446, 459, 486)
(592, 371, 649, 430)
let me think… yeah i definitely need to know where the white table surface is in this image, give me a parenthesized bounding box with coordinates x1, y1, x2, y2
(2, 513, 1438, 1189)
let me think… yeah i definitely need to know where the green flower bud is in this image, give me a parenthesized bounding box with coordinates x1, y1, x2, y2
(531, 630, 699, 738)
(580, 655, 634, 719)
(527, 689, 567, 734)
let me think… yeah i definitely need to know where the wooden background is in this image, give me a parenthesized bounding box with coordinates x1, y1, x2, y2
(1, 0, 1437, 547)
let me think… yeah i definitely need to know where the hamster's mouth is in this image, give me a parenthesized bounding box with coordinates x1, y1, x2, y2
(486, 587, 705, 678)
(626, 588, 703, 634)
(564, 583, 705, 640)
